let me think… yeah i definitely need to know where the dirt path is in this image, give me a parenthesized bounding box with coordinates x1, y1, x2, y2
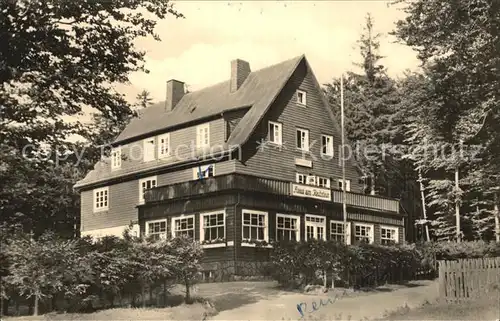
(210, 281, 439, 321)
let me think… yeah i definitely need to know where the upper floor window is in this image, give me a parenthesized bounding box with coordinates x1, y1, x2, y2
(296, 128, 309, 151)
(354, 223, 374, 244)
(196, 124, 210, 148)
(139, 176, 157, 204)
(93, 187, 109, 213)
(338, 179, 351, 191)
(321, 135, 334, 157)
(381, 225, 399, 245)
(111, 147, 121, 170)
(193, 164, 214, 180)
(296, 173, 307, 185)
(158, 133, 170, 159)
(146, 219, 167, 241)
(296, 90, 307, 106)
(143, 138, 156, 162)
(268, 121, 282, 145)
(172, 215, 195, 239)
(317, 176, 330, 188)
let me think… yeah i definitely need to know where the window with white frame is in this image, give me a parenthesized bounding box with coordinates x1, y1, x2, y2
(268, 121, 282, 145)
(143, 138, 156, 162)
(321, 135, 334, 157)
(305, 214, 326, 241)
(296, 90, 307, 105)
(296, 173, 307, 185)
(196, 124, 210, 149)
(193, 164, 214, 180)
(296, 128, 309, 151)
(242, 210, 268, 242)
(306, 175, 316, 185)
(158, 133, 170, 159)
(330, 220, 351, 244)
(200, 211, 225, 242)
(146, 219, 167, 240)
(317, 176, 330, 188)
(354, 223, 374, 244)
(338, 179, 351, 191)
(93, 187, 109, 212)
(172, 215, 195, 239)
(380, 225, 399, 245)
(276, 214, 300, 241)
(111, 147, 121, 170)
(139, 176, 157, 204)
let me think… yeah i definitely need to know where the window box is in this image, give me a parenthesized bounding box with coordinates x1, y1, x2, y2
(241, 239, 273, 248)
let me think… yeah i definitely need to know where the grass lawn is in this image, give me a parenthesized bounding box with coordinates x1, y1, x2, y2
(380, 296, 500, 320)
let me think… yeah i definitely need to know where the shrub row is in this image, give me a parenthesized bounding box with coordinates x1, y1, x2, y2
(0, 226, 203, 316)
(267, 240, 500, 289)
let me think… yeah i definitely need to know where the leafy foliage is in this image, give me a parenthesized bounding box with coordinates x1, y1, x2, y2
(0, 0, 182, 236)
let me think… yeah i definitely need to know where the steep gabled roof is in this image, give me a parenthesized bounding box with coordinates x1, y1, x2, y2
(114, 55, 304, 145)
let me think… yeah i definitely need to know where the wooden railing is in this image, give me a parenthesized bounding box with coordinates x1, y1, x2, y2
(144, 173, 399, 213)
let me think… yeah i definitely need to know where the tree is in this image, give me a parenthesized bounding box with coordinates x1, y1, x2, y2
(394, 0, 500, 241)
(324, 13, 403, 196)
(135, 90, 154, 110)
(0, 0, 183, 236)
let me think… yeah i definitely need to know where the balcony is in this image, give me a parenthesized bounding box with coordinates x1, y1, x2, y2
(144, 173, 399, 214)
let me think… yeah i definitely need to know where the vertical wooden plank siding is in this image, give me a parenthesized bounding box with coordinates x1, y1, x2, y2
(438, 257, 500, 302)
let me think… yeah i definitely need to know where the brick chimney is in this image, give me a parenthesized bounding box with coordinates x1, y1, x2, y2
(230, 59, 251, 93)
(165, 79, 185, 112)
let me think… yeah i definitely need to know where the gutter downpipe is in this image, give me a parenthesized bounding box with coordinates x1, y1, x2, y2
(234, 191, 240, 279)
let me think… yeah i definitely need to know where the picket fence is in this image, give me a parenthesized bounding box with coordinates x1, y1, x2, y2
(438, 257, 500, 302)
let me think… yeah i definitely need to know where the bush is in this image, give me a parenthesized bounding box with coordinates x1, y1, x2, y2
(1, 228, 204, 316)
(269, 240, 422, 289)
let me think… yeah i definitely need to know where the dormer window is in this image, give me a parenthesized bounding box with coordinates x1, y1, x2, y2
(111, 147, 121, 170)
(297, 90, 307, 106)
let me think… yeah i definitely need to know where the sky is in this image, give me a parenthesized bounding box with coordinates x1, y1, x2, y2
(117, 0, 421, 103)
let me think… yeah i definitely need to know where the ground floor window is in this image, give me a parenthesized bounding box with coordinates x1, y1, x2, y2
(200, 211, 225, 242)
(354, 223, 374, 244)
(276, 214, 301, 241)
(380, 225, 399, 245)
(146, 219, 167, 240)
(242, 210, 268, 242)
(172, 215, 195, 238)
(330, 220, 351, 244)
(305, 214, 326, 240)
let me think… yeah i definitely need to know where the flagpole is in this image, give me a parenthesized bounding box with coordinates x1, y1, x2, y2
(341, 74, 348, 245)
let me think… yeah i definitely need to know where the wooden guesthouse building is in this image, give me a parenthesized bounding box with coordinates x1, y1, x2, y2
(74, 55, 403, 280)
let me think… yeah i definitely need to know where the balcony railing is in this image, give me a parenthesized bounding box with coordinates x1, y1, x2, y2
(144, 173, 399, 213)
